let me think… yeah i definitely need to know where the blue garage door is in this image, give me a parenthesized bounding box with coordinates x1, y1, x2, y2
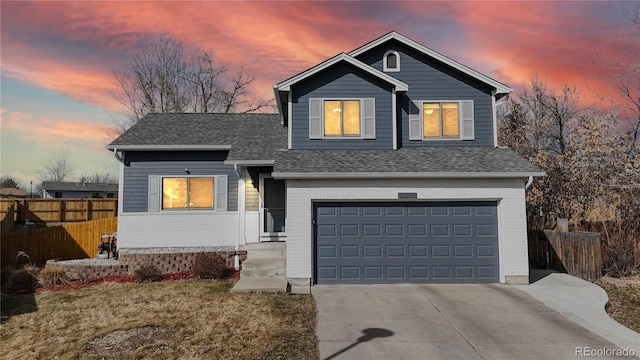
(314, 202, 499, 284)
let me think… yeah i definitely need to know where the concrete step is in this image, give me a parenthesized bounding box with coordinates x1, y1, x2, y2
(244, 249, 286, 259)
(241, 242, 286, 251)
(231, 277, 288, 293)
(241, 258, 285, 270)
(240, 268, 287, 278)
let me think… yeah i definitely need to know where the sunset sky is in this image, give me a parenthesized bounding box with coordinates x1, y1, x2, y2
(1, 1, 637, 189)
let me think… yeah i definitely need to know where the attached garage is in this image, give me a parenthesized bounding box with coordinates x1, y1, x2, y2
(314, 201, 499, 284)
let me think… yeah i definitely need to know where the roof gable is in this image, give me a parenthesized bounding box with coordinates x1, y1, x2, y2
(349, 31, 512, 95)
(274, 53, 408, 92)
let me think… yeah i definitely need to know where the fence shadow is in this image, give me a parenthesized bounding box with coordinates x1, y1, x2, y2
(528, 229, 602, 282)
(528, 230, 567, 273)
(1, 218, 117, 267)
(0, 292, 38, 324)
(529, 269, 561, 284)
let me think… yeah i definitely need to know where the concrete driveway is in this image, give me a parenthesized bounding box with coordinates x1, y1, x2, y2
(313, 283, 636, 360)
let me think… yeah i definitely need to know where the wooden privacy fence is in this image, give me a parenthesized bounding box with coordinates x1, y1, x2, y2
(1, 217, 118, 267)
(529, 229, 602, 281)
(1, 204, 14, 233)
(0, 198, 117, 223)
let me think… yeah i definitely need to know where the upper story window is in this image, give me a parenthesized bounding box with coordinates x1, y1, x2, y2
(423, 102, 459, 138)
(309, 98, 376, 139)
(383, 50, 400, 72)
(162, 176, 214, 209)
(324, 100, 361, 136)
(409, 100, 475, 141)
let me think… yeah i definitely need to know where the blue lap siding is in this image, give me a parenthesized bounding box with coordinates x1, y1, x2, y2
(291, 63, 394, 149)
(122, 151, 238, 212)
(354, 40, 496, 147)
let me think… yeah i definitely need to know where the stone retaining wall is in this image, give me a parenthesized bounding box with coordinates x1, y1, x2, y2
(47, 248, 247, 281)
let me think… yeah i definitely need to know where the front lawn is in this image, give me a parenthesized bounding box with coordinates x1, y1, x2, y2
(1, 279, 319, 359)
(596, 277, 640, 333)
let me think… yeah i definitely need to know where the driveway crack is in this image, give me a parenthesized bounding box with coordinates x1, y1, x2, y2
(414, 284, 486, 360)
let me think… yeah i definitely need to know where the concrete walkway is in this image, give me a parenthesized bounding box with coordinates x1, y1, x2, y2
(516, 271, 639, 353)
(313, 277, 639, 360)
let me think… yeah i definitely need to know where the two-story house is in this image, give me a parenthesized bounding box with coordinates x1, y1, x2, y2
(107, 32, 542, 292)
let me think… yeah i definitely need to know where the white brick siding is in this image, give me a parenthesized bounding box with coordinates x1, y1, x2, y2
(285, 178, 529, 284)
(118, 211, 238, 248)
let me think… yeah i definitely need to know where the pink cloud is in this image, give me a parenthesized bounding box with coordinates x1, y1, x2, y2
(1, 2, 392, 112)
(1, 109, 113, 149)
(1, 1, 636, 116)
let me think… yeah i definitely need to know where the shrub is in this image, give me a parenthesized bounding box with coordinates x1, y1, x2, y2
(39, 264, 69, 287)
(135, 264, 163, 283)
(1, 266, 13, 290)
(192, 253, 231, 279)
(602, 225, 640, 278)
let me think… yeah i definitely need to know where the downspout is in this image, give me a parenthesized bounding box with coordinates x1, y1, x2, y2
(525, 176, 534, 190)
(233, 164, 242, 270)
(111, 147, 124, 163)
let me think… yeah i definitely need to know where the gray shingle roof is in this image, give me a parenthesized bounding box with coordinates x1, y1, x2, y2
(42, 182, 118, 192)
(273, 147, 543, 177)
(108, 113, 288, 162)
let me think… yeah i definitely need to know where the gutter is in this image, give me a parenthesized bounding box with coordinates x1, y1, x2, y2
(272, 171, 546, 180)
(109, 147, 125, 163)
(105, 144, 232, 151)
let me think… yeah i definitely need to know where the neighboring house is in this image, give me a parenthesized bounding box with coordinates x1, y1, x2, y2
(0, 188, 27, 198)
(41, 181, 118, 199)
(107, 32, 543, 290)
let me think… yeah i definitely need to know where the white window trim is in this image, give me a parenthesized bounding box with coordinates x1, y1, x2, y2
(321, 98, 366, 139)
(158, 175, 221, 211)
(383, 50, 400, 72)
(415, 100, 465, 141)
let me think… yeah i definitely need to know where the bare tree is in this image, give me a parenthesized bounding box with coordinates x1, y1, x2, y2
(498, 79, 623, 220)
(78, 171, 118, 184)
(112, 34, 272, 133)
(39, 153, 74, 183)
(0, 176, 20, 188)
(587, 3, 640, 146)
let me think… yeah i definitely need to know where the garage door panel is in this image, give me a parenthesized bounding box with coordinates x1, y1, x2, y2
(385, 224, 405, 236)
(339, 224, 359, 236)
(315, 202, 498, 284)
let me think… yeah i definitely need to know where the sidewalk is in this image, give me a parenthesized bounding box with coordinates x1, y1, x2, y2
(515, 270, 640, 354)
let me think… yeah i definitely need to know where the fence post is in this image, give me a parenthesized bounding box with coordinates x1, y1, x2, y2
(59, 200, 65, 222)
(16, 199, 24, 223)
(555, 218, 569, 232)
(85, 199, 91, 221)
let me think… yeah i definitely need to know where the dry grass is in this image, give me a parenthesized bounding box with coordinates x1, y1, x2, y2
(0, 279, 319, 359)
(596, 277, 640, 333)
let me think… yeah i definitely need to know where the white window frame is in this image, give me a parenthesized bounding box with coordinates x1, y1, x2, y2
(321, 98, 364, 138)
(309, 97, 376, 140)
(422, 101, 462, 140)
(410, 100, 474, 141)
(153, 175, 226, 212)
(383, 50, 400, 72)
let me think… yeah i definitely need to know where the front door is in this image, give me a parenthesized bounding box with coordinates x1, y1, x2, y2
(259, 174, 286, 239)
